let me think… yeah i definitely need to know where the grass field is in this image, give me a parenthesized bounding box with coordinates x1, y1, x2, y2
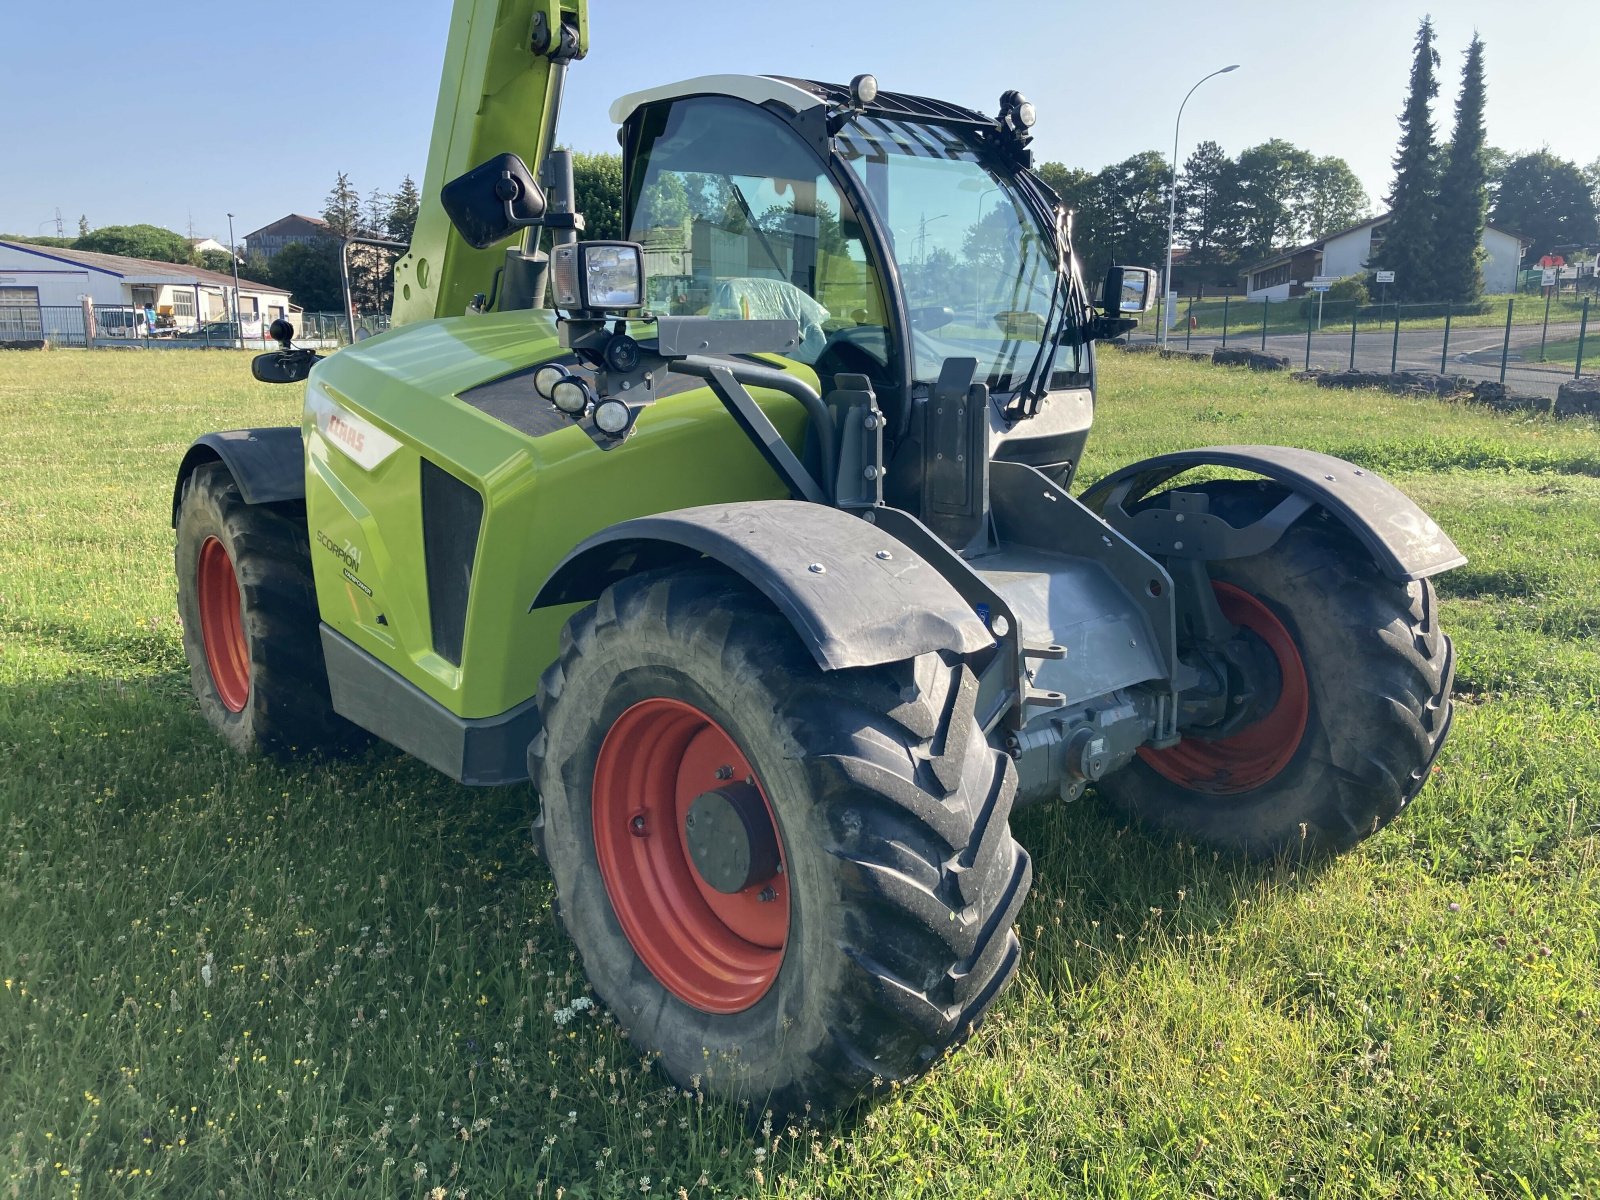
(2, 347, 1599, 1199)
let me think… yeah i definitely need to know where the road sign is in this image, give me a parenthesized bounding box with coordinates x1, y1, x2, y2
(1375, 270, 1396, 284)
(1310, 281, 1333, 292)
(1542, 268, 1558, 287)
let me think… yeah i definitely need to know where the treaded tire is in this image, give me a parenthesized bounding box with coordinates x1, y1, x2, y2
(1097, 482, 1455, 859)
(175, 461, 363, 756)
(532, 567, 1031, 1116)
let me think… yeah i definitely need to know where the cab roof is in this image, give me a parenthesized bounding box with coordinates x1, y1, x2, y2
(608, 75, 993, 129)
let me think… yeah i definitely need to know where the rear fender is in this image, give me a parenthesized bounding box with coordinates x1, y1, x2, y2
(1079, 445, 1465, 582)
(531, 500, 995, 671)
(172, 428, 305, 526)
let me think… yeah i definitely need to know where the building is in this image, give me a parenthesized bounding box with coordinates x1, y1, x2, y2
(188, 237, 233, 257)
(1243, 213, 1530, 299)
(243, 214, 337, 263)
(0, 240, 293, 339)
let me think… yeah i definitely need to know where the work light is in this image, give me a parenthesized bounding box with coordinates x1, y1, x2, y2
(550, 376, 594, 416)
(551, 241, 645, 312)
(999, 90, 1036, 138)
(533, 363, 569, 400)
(593, 397, 635, 438)
(850, 73, 878, 107)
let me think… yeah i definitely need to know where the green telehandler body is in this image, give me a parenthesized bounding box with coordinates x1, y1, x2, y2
(172, 0, 1461, 1113)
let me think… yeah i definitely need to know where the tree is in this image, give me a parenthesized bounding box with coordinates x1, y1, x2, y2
(1492, 151, 1600, 260)
(1298, 156, 1369, 240)
(76, 223, 191, 263)
(195, 249, 236, 274)
(386, 175, 420, 244)
(1083, 152, 1171, 283)
(322, 172, 361, 237)
(76, 214, 89, 237)
(1231, 139, 1315, 256)
(1435, 34, 1489, 302)
(571, 151, 624, 240)
(361, 188, 390, 238)
(1175, 140, 1236, 263)
(1377, 17, 1443, 300)
(267, 240, 343, 312)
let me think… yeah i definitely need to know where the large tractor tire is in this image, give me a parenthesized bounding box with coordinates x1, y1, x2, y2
(1098, 482, 1454, 859)
(175, 461, 361, 756)
(532, 567, 1030, 1115)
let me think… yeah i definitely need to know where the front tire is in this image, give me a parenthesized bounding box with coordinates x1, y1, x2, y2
(175, 461, 361, 756)
(1099, 483, 1455, 858)
(533, 568, 1030, 1115)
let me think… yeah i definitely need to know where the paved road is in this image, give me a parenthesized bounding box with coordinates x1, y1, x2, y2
(1139, 321, 1588, 399)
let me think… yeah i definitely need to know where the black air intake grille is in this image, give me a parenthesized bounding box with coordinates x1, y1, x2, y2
(420, 459, 483, 666)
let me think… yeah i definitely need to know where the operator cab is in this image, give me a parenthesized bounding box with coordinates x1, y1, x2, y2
(613, 75, 1100, 448)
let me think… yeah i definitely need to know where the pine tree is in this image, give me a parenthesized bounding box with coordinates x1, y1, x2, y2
(386, 175, 421, 243)
(361, 188, 390, 238)
(1435, 34, 1488, 302)
(1377, 17, 1442, 301)
(322, 172, 361, 236)
(77, 214, 89, 238)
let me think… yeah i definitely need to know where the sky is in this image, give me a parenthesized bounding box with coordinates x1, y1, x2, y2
(3, 0, 1595, 245)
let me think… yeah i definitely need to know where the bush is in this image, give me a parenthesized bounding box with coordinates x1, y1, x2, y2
(1300, 274, 1369, 322)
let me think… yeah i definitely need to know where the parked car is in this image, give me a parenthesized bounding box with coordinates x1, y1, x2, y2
(174, 321, 244, 346)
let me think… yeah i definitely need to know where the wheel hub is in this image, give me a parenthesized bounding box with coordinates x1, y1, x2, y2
(685, 783, 781, 894)
(1141, 581, 1309, 794)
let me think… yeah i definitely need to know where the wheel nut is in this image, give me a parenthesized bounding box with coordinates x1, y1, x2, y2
(629, 813, 648, 837)
(759, 886, 778, 902)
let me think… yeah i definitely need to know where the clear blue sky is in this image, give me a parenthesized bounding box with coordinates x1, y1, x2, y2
(4, 0, 1594, 244)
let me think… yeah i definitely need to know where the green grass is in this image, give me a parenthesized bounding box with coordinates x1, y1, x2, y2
(1174, 293, 1591, 338)
(3, 348, 1600, 1198)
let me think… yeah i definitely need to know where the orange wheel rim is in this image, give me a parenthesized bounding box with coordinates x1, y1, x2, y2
(592, 698, 788, 1013)
(197, 536, 250, 713)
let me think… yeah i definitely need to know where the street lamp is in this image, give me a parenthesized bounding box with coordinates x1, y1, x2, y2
(226, 212, 244, 347)
(1161, 64, 1238, 348)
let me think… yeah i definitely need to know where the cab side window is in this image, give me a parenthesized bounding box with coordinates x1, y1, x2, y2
(626, 96, 888, 371)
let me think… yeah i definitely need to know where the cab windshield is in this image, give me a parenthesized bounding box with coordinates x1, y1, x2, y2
(835, 114, 1076, 393)
(625, 94, 1079, 397)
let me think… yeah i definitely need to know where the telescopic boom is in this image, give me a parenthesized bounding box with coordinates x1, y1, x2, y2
(391, 0, 587, 326)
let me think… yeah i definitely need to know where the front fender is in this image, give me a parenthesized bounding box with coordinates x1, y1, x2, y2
(172, 428, 305, 526)
(1079, 445, 1465, 581)
(532, 501, 995, 671)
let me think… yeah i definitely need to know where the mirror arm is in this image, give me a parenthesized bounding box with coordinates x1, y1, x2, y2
(1084, 314, 1139, 343)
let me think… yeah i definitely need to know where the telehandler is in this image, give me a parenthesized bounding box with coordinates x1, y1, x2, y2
(173, 0, 1460, 1113)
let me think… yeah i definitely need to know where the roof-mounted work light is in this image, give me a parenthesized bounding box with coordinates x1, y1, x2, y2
(999, 90, 1036, 142)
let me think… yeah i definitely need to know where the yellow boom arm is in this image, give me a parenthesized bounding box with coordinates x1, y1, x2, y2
(391, 0, 587, 326)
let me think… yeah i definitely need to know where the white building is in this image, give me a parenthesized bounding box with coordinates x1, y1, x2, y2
(0, 240, 292, 341)
(1244, 213, 1530, 300)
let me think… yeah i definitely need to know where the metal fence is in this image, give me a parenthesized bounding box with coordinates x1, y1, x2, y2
(0, 305, 391, 351)
(1131, 293, 1594, 399)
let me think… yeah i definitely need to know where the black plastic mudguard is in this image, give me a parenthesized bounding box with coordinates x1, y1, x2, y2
(171, 428, 305, 525)
(1079, 444, 1465, 582)
(532, 501, 995, 671)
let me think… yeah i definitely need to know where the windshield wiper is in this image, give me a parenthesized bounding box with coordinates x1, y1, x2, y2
(1006, 199, 1069, 419)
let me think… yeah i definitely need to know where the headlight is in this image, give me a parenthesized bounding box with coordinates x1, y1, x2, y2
(551, 241, 646, 312)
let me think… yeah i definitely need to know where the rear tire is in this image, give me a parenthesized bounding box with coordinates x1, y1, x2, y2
(175, 461, 362, 756)
(1098, 483, 1454, 859)
(532, 567, 1030, 1115)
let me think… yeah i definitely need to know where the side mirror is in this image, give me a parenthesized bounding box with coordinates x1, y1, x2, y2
(441, 153, 547, 249)
(1102, 265, 1156, 314)
(252, 349, 319, 384)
